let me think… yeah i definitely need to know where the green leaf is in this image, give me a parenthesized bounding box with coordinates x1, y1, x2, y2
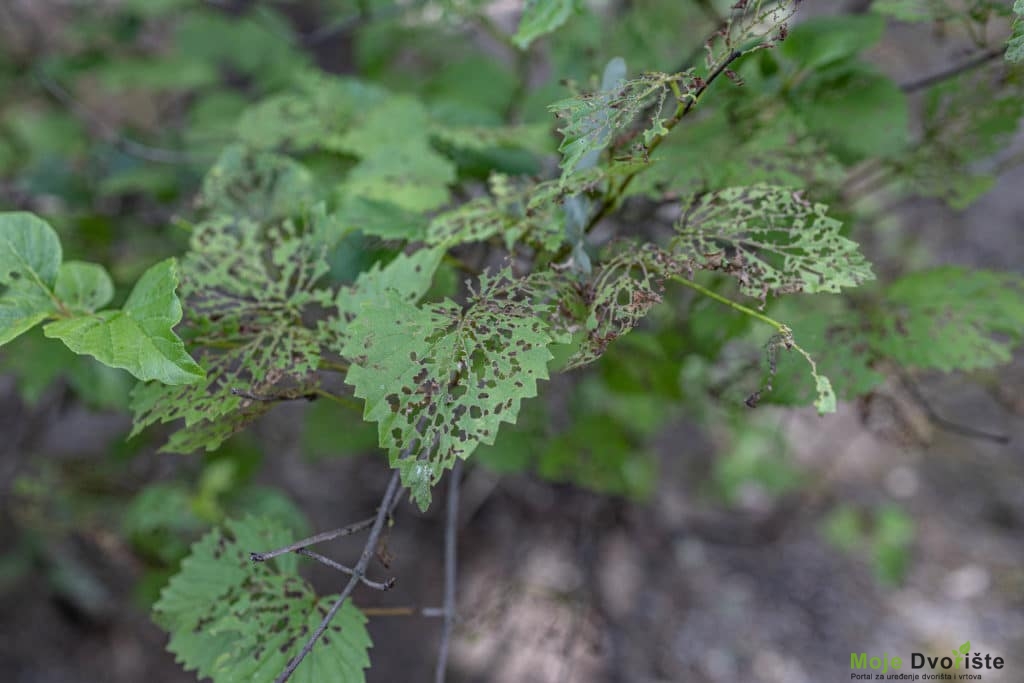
(671, 185, 875, 301)
(780, 14, 886, 69)
(337, 248, 442, 323)
(44, 259, 204, 385)
(514, 0, 580, 49)
(0, 212, 62, 344)
(1008, 1, 1024, 63)
(54, 262, 114, 313)
(343, 270, 556, 510)
(550, 71, 684, 178)
(131, 212, 337, 452)
(200, 145, 316, 222)
(792, 67, 908, 162)
(567, 243, 685, 369)
(871, 267, 1024, 372)
(154, 516, 371, 683)
(959, 641, 972, 655)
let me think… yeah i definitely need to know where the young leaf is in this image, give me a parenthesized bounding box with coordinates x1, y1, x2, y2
(514, 0, 580, 49)
(671, 185, 874, 301)
(54, 262, 114, 313)
(44, 259, 205, 385)
(343, 270, 556, 510)
(154, 516, 371, 683)
(0, 212, 63, 344)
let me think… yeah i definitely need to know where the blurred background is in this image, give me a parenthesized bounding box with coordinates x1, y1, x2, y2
(1, 0, 1022, 681)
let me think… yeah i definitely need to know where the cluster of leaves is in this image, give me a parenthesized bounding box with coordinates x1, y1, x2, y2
(4, 0, 1024, 680)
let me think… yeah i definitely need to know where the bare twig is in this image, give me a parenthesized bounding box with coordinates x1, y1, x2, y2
(35, 73, 197, 165)
(251, 517, 376, 562)
(434, 460, 463, 683)
(899, 375, 1011, 444)
(900, 47, 1004, 93)
(295, 549, 396, 591)
(275, 469, 404, 683)
(230, 387, 319, 402)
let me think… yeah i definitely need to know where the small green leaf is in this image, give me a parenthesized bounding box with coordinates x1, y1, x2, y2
(0, 212, 63, 344)
(814, 375, 836, 415)
(959, 641, 971, 655)
(54, 262, 114, 313)
(44, 259, 204, 385)
(514, 0, 580, 49)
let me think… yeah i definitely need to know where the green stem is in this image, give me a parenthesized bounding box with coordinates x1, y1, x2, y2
(313, 388, 362, 411)
(670, 275, 787, 333)
(318, 358, 350, 374)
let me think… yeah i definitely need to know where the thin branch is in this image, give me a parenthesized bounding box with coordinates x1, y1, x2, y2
(899, 375, 1010, 444)
(434, 460, 463, 683)
(35, 72, 198, 165)
(900, 47, 1004, 93)
(570, 49, 745, 247)
(296, 549, 396, 591)
(275, 469, 403, 683)
(251, 517, 376, 562)
(230, 387, 319, 403)
(362, 606, 446, 617)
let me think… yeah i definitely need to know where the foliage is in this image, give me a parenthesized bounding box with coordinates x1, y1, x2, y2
(3, 0, 1024, 680)
(154, 516, 371, 683)
(0, 213, 202, 383)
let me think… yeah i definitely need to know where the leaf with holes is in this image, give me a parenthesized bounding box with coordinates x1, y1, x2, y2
(671, 185, 874, 301)
(567, 243, 685, 369)
(550, 71, 688, 178)
(870, 267, 1024, 372)
(130, 211, 338, 452)
(343, 270, 556, 510)
(154, 516, 371, 683)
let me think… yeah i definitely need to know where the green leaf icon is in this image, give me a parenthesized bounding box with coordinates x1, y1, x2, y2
(959, 641, 971, 655)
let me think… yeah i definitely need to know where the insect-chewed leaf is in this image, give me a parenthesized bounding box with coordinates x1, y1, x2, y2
(200, 144, 316, 222)
(1009, 1, 1024, 63)
(426, 165, 639, 252)
(871, 267, 1024, 372)
(334, 248, 442, 328)
(567, 243, 685, 369)
(130, 211, 337, 452)
(342, 270, 556, 510)
(671, 185, 874, 301)
(549, 71, 688, 179)
(154, 516, 371, 683)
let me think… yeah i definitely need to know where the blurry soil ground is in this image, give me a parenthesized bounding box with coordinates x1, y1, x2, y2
(3, 3, 1024, 683)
